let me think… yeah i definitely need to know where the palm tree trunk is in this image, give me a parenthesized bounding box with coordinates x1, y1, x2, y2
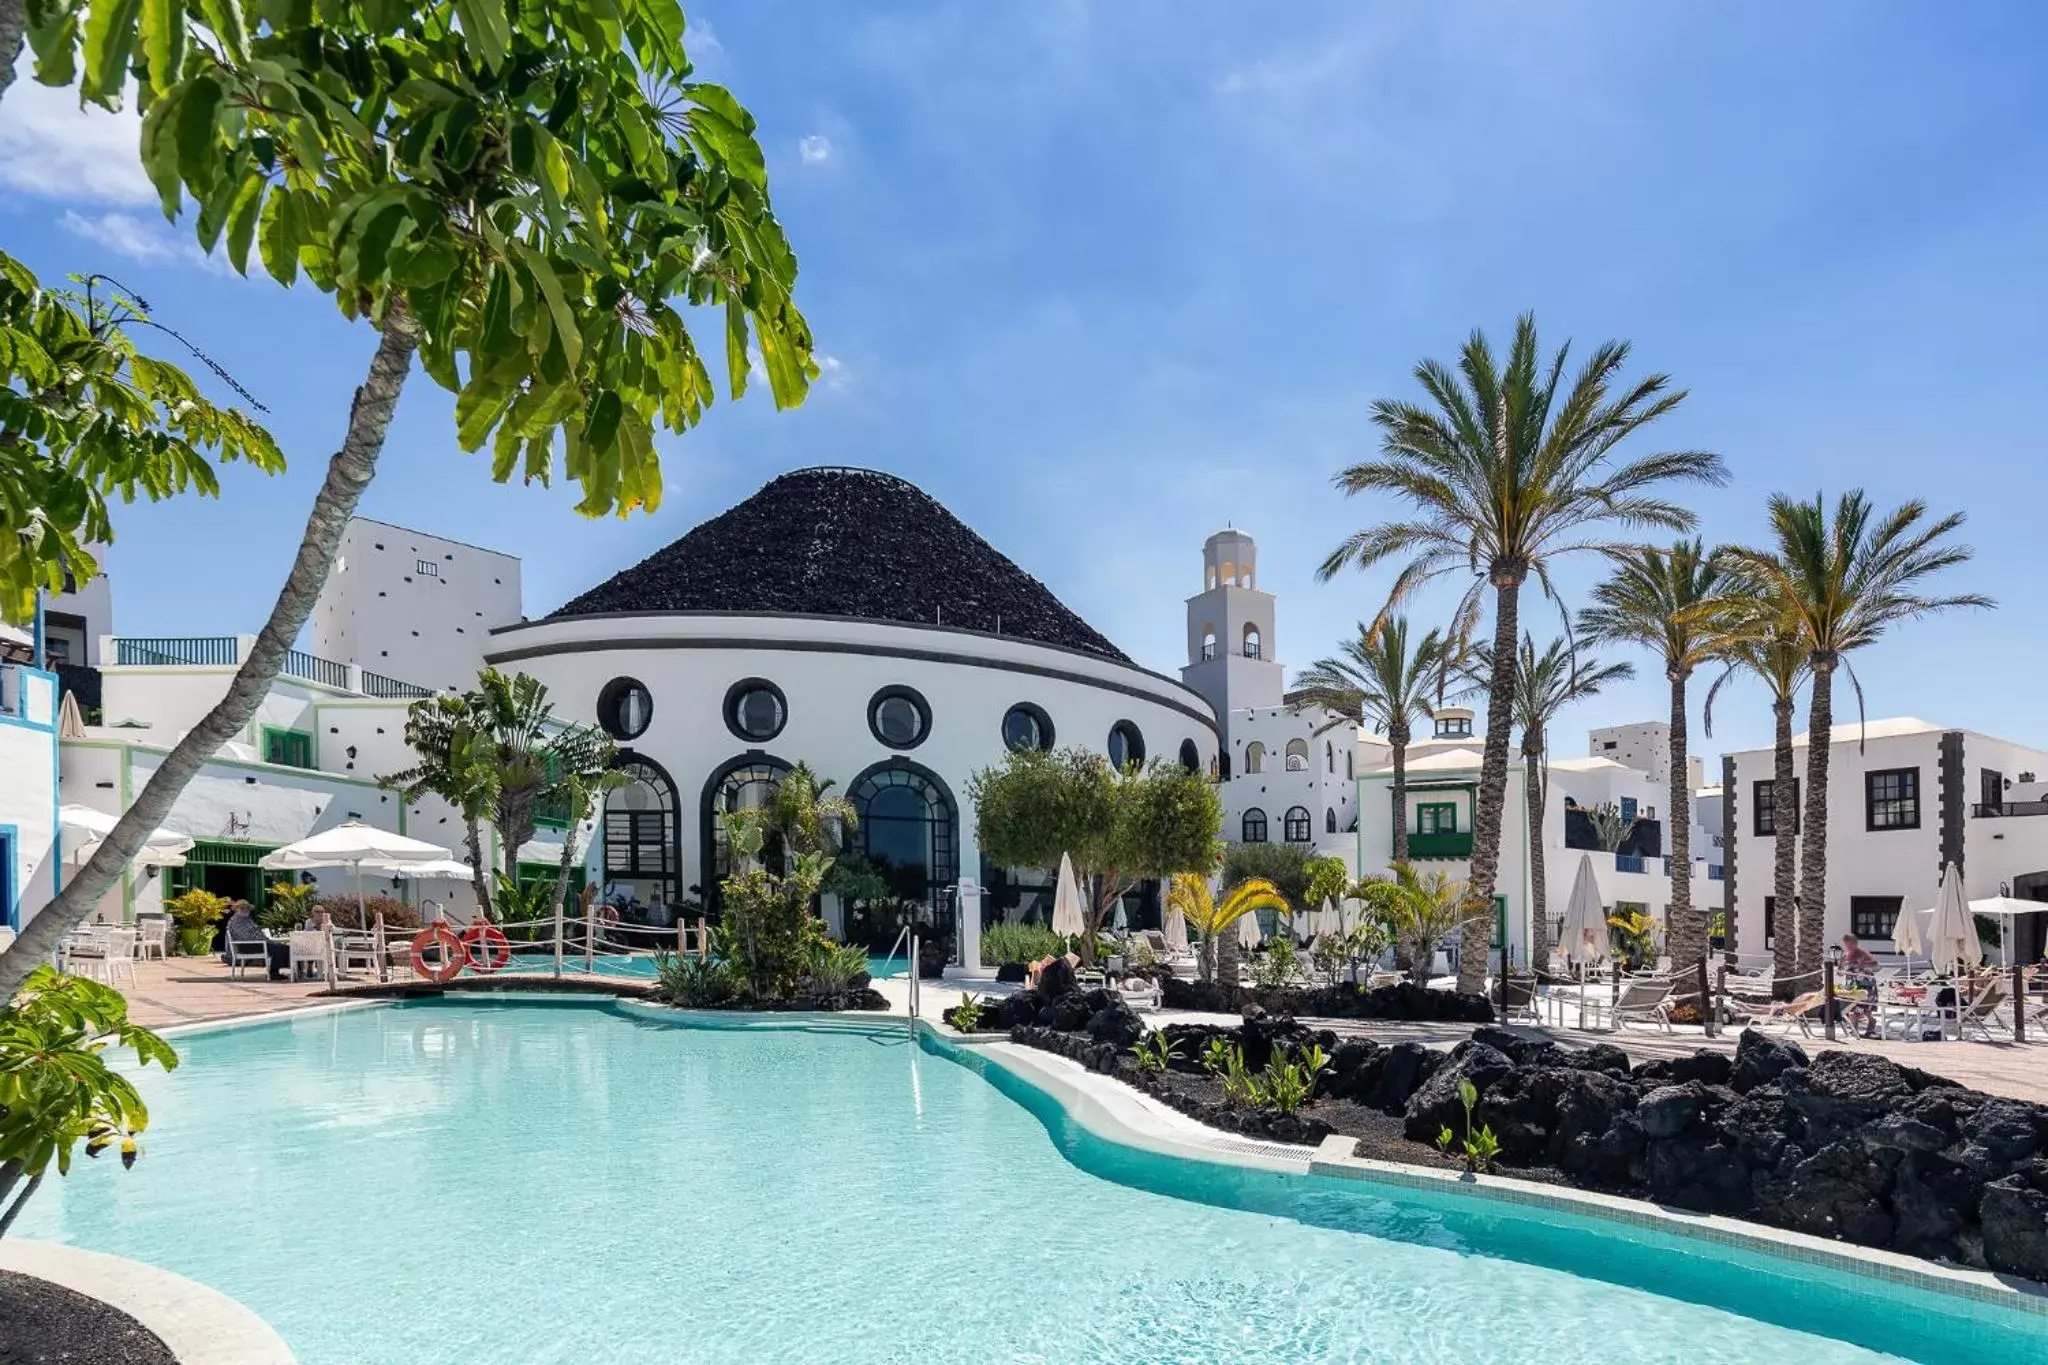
(1390, 728, 1409, 864)
(1216, 929, 1241, 994)
(0, 0, 25, 108)
(1771, 694, 1800, 1001)
(463, 817, 492, 922)
(1462, 575, 1523, 998)
(1526, 737, 1547, 971)
(1665, 669, 1702, 1000)
(0, 303, 420, 1000)
(1797, 656, 1835, 994)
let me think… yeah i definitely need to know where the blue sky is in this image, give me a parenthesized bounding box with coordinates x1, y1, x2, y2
(4, 1, 2045, 763)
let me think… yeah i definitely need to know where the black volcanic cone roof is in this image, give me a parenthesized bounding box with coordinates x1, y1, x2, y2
(550, 467, 1131, 662)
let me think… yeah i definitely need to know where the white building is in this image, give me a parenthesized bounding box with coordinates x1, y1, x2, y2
(310, 517, 523, 695)
(1722, 717, 2048, 965)
(1589, 720, 1703, 792)
(0, 659, 61, 931)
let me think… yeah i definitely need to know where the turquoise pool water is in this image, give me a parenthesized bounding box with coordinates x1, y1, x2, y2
(493, 953, 907, 981)
(19, 1002, 2043, 1364)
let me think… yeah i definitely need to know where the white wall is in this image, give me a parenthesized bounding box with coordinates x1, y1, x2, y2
(0, 664, 60, 929)
(312, 518, 521, 693)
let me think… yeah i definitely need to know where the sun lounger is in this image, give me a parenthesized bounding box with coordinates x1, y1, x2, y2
(1958, 978, 2012, 1042)
(1728, 989, 1827, 1038)
(1116, 975, 1162, 1011)
(1596, 976, 1674, 1032)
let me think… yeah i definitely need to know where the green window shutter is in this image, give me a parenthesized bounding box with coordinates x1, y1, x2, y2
(263, 729, 314, 769)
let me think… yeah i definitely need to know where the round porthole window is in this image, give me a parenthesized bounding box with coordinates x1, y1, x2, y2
(1107, 720, 1145, 770)
(867, 686, 931, 750)
(723, 678, 788, 742)
(1002, 703, 1054, 753)
(596, 677, 653, 741)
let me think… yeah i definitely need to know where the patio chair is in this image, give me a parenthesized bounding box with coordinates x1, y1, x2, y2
(99, 929, 137, 987)
(1599, 976, 1675, 1032)
(1728, 989, 1828, 1038)
(331, 931, 380, 979)
(60, 928, 114, 983)
(288, 930, 331, 982)
(1957, 978, 2012, 1042)
(225, 934, 271, 981)
(1499, 973, 1540, 1024)
(1115, 975, 1163, 1011)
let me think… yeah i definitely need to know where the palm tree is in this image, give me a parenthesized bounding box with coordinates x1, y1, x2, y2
(1320, 314, 1724, 994)
(1724, 492, 1991, 984)
(382, 691, 499, 919)
(1289, 617, 1458, 863)
(1166, 874, 1288, 992)
(1470, 634, 1632, 973)
(767, 763, 859, 861)
(1578, 539, 1726, 986)
(1358, 864, 1489, 985)
(1703, 619, 1809, 998)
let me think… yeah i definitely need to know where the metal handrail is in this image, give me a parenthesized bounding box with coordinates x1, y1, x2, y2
(885, 923, 919, 1035)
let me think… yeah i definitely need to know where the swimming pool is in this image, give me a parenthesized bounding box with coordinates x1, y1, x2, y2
(491, 953, 907, 981)
(18, 1001, 2042, 1363)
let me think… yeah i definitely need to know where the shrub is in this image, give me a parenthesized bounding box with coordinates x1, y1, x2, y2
(164, 890, 228, 931)
(1251, 937, 1298, 990)
(945, 994, 985, 1032)
(259, 883, 319, 934)
(805, 939, 870, 996)
(979, 921, 1066, 967)
(313, 895, 420, 931)
(652, 952, 739, 1007)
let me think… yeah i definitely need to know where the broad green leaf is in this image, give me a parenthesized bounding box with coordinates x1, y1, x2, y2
(140, 0, 187, 94)
(175, 73, 226, 197)
(515, 245, 581, 369)
(224, 173, 265, 275)
(723, 300, 748, 400)
(138, 83, 189, 219)
(453, 0, 512, 73)
(257, 183, 299, 286)
(196, 0, 250, 64)
(82, 0, 144, 103)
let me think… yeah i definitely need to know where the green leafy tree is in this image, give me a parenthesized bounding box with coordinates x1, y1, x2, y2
(382, 690, 498, 916)
(1723, 493, 1988, 991)
(0, 967, 178, 1237)
(0, 261, 281, 623)
(1302, 855, 1349, 915)
(1290, 616, 1458, 863)
(0, 0, 811, 997)
(1319, 314, 1724, 994)
(765, 763, 856, 859)
(1220, 840, 1311, 908)
(1577, 539, 1726, 985)
(717, 812, 832, 1001)
(1468, 634, 1631, 971)
(972, 748, 1222, 965)
(1703, 616, 1809, 996)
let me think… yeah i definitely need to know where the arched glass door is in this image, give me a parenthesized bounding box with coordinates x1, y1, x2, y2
(847, 763, 957, 954)
(602, 757, 679, 911)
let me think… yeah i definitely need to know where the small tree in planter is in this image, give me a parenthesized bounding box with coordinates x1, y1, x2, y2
(164, 890, 228, 955)
(971, 748, 1221, 965)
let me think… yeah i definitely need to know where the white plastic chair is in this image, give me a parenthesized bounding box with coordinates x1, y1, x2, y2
(99, 929, 137, 987)
(225, 935, 270, 981)
(132, 913, 169, 961)
(288, 931, 330, 981)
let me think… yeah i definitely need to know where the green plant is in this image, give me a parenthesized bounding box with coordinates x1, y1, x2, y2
(164, 889, 227, 953)
(1217, 1046, 1258, 1106)
(945, 994, 985, 1033)
(0, 967, 178, 1236)
(1132, 1030, 1179, 1074)
(1359, 864, 1488, 984)
(1200, 1037, 1233, 1076)
(719, 801, 836, 1001)
(312, 895, 419, 932)
(1253, 1044, 1327, 1116)
(805, 939, 871, 997)
(823, 855, 891, 908)
(1251, 936, 1297, 991)
(1167, 875, 1288, 991)
(1432, 1077, 1500, 1173)
(1606, 907, 1659, 970)
(652, 952, 739, 1008)
(258, 882, 318, 934)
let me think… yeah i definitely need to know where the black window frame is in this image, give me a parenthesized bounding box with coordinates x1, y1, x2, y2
(1107, 720, 1146, 770)
(1001, 702, 1054, 753)
(866, 685, 932, 751)
(1241, 808, 1268, 843)
(1850, 895, 1904, 940)
(1865, 767, 1920, 832)
(1282, 806, 1311, 843)
(1752, 778, 1800, 837)
(596, 676, 653, 741)
(1325, 806, 1337, 834)
(722, 677, 788, 743)
(1177, 738, 1201, 773)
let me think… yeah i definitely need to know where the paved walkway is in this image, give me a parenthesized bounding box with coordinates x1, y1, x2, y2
(116, 959, 338, 1030)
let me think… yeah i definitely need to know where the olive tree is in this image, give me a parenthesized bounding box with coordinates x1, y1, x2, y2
(0, 0, 812, 996)
(970, 748, 1221, 965)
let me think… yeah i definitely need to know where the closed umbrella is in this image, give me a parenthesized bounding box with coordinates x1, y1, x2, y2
(1050, 853, 1086, 943)
(1927, 861, 1981, 976)
(1237, 907, 1263, 950)
(1891, 887, 1928, 970)
(1161, 898, 1190, 957)
(1315, 897, 1340, 939)
(1558, 853, 1607, 1028)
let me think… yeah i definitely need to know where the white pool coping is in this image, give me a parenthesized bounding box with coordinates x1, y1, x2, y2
(0, 1239, 294, 1364)
(931, 1022, 2048, 1322)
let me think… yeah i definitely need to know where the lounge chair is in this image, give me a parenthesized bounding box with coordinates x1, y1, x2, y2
(1958, 978, 2012, 1041)
(1598, 976, 1674, 1032)
(1115, 975, 1163, 1011)
(133, 912, 169, 961)
(1498, 973, 1540, 1024)
(1137, 929, 1196, 973)
(1728, 989, 1827, 1037)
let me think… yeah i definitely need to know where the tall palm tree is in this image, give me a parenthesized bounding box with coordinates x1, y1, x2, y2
(1470, 635, 1632, 972)
(1577, 539, 1726, 987)
(1321, 314, 1724, 993)
(1289, 617, 1458, 864)
(382, 691, 499, 919)
(1703, 618, 1809, 999)
(1725, 492, 1990, 983)
(1166, 874, 1289, 992)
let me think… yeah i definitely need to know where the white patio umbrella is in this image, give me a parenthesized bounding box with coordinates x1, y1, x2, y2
(1050, 853, 1086, 942)
(1314, 897, 1341, 939)
(1927, 861, 1982, 975)
(1161, 897, 1190, 957)
(367, 857, 476, 881)
(60, 805, 192, 867)
(260, 821, 450, 929)
(1891, 889, 1928, 972)
(1558, 853, 1607, 1028)
(1967, 895, 2048, 967)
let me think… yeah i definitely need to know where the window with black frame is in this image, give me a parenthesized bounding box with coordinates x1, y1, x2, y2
(1283, 806, 1311, 842)
(603, 759, 680, 909)
(1850, 895, 1903, 940)
(1752, 778, 1799, 836)
(1241, 808, 1268, 843)
(1865, 767, 1920, 831)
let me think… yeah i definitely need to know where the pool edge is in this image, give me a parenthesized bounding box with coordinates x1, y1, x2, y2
(0, 1239, 295, 1365)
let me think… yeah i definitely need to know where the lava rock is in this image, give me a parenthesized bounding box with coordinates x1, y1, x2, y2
(1368, 1041, 1443, 1113)
(1632, 1052, 1733, 1088)
(1403, 1043, 1515, 1142)
(1731, 1029, 1808, 1092)
(1085, 999, 1146, 1049)
(1980, 1175, 2048, 1280)
(1547, 1070, 1644, 1185)
(1959, 1098, 2047, 1167)
(1473, 1067, 1597, 1162)
(1038, 956, 1078, 1000)
(1565, 1043, 1635, 1078)
(1637, 1083, 1706, 1140)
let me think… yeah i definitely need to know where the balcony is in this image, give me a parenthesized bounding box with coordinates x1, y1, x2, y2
(107, 636, 435, 699)
(114, 635, 240, 667)
(1405, 830, 1473, 860)
(1974, 801, 2048, 818)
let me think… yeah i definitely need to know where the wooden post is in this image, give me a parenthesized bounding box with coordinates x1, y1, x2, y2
(583, 888, 596, 973)
(677, 920, 686, 957)
(2015, 958, 2028, 1044)
(374, 912, 387, 984)
(1823, 958, 1838, 1042)
(318, 911, 335, 989)
(1715, 962, 1729, 1038)
(1696, 956, 1715, 1038)
(552, 887, 566, 980)
(695, 915, 708, 962)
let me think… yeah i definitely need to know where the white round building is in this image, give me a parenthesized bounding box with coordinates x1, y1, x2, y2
(485, 467, 1218, 970)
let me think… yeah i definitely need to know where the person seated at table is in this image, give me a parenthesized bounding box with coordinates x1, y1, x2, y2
(1838, 935, 1880, 1036)
(222, 902, 291, 981)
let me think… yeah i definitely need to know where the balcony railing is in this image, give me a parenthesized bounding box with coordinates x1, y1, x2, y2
(1405, 830, 1473, 860)
(362, 670, 434, 699)
(1616, 854, 1646, 874)
(113, 635, 239, 667)
(282, 649, 350, 690)
(1973, 801, 2048, 818)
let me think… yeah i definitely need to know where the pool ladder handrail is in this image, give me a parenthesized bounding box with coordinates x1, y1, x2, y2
(885, 923, 920, 1036)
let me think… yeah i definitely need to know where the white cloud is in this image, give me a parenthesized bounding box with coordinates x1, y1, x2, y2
(59, 211, 223, 273)
(798, 134, 833, 165)
(0, 72, 154, 205)
(816, 353, 850, 391)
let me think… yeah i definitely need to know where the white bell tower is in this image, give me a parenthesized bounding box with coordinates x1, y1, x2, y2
(1181, 528, 1282, 746)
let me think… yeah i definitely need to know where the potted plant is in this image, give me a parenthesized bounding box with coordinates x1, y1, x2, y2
(164, 890, 230, 956)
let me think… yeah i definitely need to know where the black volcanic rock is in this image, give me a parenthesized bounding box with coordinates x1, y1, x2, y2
(548, 467, 1131, 660)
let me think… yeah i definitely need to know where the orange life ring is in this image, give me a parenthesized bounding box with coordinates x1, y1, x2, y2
(593, 904, 620, 926)
(410, 924, 466, 983)
(461, 923, 511, 973)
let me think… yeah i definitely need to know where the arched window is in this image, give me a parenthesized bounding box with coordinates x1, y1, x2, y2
(1326, 807, 1338, 834)
(1325, 741, 1334, 773)
(1244, 742, 1265, 774)
(1283, 806, 1312, 842)
(1200, 624, 1217, 662)
(604, 755, 680, 906)
(1285, 738, 1309, 772)
(701, 755, 792, 903)
(1221, 560, 1236, 588)
(1178, 738, 1200, 773)
(1108, 720, 1145, 770)
(1242, 624, 1262, 660)
(1241, 808, 1268, 843)
(849, 761, 958, 913)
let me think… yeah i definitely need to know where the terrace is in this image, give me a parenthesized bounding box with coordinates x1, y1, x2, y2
(104, 636, 434, 699)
